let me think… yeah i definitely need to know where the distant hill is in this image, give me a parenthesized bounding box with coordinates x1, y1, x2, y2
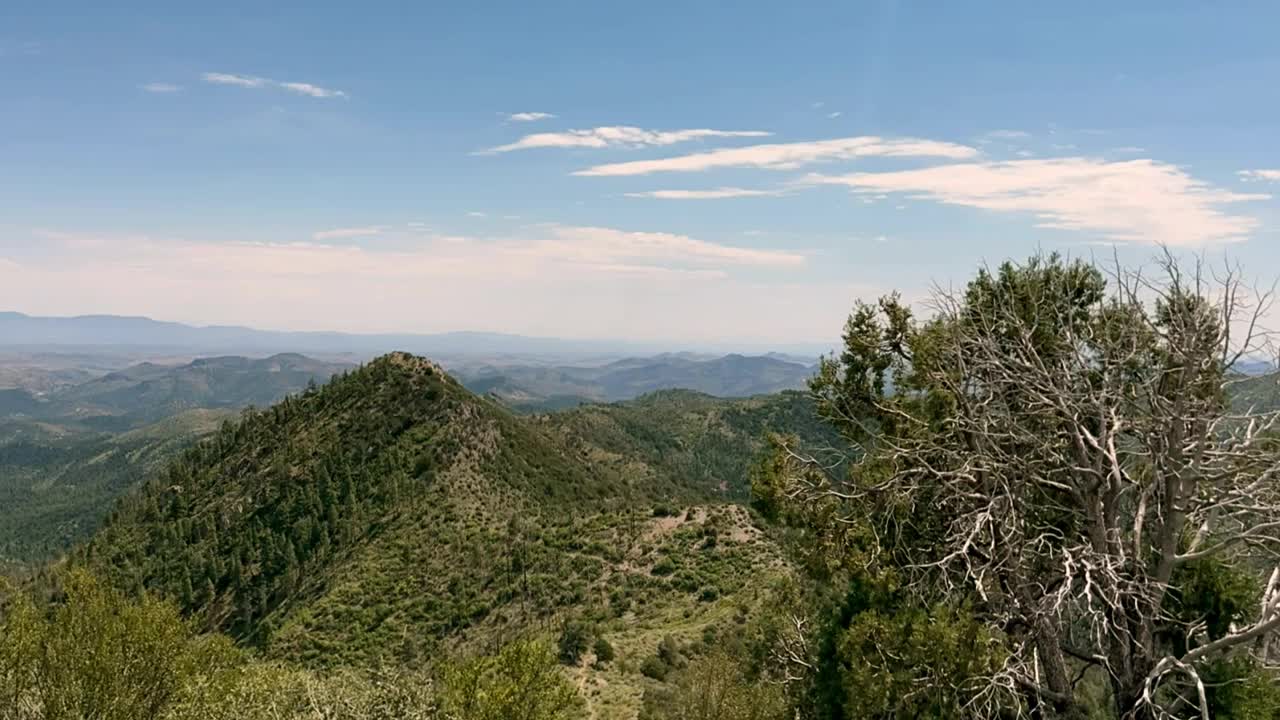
(2, 353, 352, 431)
(457, 353, 816, 408)
(1230, 371, 1280, 414)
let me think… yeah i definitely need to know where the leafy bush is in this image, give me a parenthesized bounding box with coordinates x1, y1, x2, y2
(592, 637, 615, 665)
(438, 639, 579, 720)
(640, 656, 669, 681)
(556, 620, 591, 666)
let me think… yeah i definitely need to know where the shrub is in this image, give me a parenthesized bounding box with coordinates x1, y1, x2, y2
(640, 656, 669, 681)
(651, 557, 676, 577)
(593, 637, 615, 665)
(557, 621, 592, 666)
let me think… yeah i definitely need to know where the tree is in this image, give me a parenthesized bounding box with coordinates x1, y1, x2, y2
(640, 650, 788, 720)
(0, 570, 237, 720)
(771, 254, 1280, 719)
(557, 620, 591, 665)
(438, 638, 580, 720)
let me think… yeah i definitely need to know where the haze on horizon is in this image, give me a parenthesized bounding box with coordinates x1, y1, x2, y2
(3, 1, 1280, 344)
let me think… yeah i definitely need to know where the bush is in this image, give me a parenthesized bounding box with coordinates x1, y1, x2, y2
(557, 620, 592, 666)
(651, 557, 677, 577)
(439, 639, 580, 720)
(657, 635, 684, 669)
(640, 656, 670, 681)
(592, 637, 615, 665)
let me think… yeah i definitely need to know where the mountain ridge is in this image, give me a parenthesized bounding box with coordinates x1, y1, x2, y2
(0, 311, 834, 357)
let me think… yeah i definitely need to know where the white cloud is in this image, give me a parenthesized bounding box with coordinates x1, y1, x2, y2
(312, 226, 387, 240)
(4, 225, 826, 342)
(1110, 146, 1146, 154)
(479, 127, 771, 154)
(508, 112, 556, 122)
(202, 72, 345, 99)
(802, 157, 1268, 246)
(1239, 169, 1280, 182)
(535, 225, 804, 267)
(574, 136, 979, 176)
(985, 129, 1031, 139)
(279, 81, 347, 99)
(624, 187, 784, 200)
(826, 111, 843, 119)
(140, 82, 182, 93)
(466, 211, 487, 217)
(202, 72, 269, 88)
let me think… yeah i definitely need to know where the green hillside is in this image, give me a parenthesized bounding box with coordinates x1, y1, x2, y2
(71, 353, 796, 717)
(0, 410, 231, 572)
(538, 389, 839, 502)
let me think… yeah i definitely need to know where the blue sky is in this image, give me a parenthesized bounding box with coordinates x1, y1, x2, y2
(3, 1, 1279, 345)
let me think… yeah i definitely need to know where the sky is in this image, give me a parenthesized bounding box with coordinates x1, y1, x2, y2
(2, 1, 1280, 346)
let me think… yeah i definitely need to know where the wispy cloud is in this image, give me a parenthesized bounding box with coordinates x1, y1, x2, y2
(507, 112, 556, 122)
(479, 127, 771, 154)
(534, 225, 804, 267)
(140, 82, 182, 93)
(279, 81, 347, 99)
(202, 72, 269, 88)
(312, 226, 387, 240)
(826, 111, 843, 119)
(624, 187, 785, 200)
(1239, 169, 1280, 182)
(466, 211, 487, 218)
(574, 136, 979, 177)
(801, 158, 1268, 246)
(985, 129, 1031, 140)
(1110, 146, 1146, 154)
(202, 72, 346, 99)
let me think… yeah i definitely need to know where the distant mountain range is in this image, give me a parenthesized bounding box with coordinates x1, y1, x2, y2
(0, 311, 833, 358)
(454, 352, 817, 408)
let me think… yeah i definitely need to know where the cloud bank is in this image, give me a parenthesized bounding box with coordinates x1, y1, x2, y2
(803, 158, 1267, 246)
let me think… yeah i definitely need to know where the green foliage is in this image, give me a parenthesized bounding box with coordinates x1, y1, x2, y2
(1200, 658, 1280, 720)
(0, 569, 236, 720)
(640, 656, 670, 682)
(557, 620, 592, 665)
(639, 650, 788, 720)
(1170, 556, 1260, 647)
(437, 638, 579, 720)
(592, 636, 615, 665)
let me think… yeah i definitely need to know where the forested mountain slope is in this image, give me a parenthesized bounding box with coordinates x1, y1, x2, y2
(538, 389, 839, 501)
(78, 353, 793, 703)
(0, 410, 230, 571)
